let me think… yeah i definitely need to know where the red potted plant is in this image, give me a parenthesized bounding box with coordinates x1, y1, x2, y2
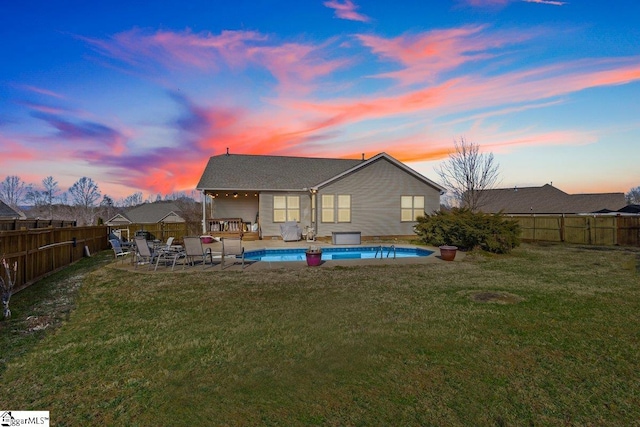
(305, 246, 323, 266)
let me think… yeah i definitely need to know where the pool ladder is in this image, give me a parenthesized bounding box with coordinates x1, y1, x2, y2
(374, 245, 396, 259)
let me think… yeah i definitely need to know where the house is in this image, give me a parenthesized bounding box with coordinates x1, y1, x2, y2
(106, 201, 186, 226)
(196, 152, 444, 240)
(0, 199, 25, 219)
(617, 204, 640, 214)
(477, 184, 626, 214)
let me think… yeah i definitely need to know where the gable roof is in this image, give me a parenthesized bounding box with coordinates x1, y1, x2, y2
(617, 204, 640, 214)
(313, 152, 445, 191)
(0, 199, 23, 219)
(197, 152, 444, 192)
(478, 184, 627, 214)
(197, 153, 362, 191)
(120, 201, 184, 224)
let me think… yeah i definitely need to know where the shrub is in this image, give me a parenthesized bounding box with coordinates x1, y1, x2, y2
(414, 208, 520, 254)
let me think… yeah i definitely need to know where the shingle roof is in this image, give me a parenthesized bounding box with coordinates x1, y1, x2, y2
(478, 184, 627, 214)
(618, 204, 640, 214)
(197, 154, 365, 191)
(0, 199, 22, 219)
(122, 201, 183, 223)
(196, 152, 444, 192)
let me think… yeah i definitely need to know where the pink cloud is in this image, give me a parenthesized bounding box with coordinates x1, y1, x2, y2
(18, 85, 66, 99)
(523, 0, 566, 5)
(83, 29, 346, 94)
(461, 0, 566, 7)
(0, 137, 38, 165)
(324, 0, 371, 22)
(460, 0, 511, 7)
(356, 26, 535, 85)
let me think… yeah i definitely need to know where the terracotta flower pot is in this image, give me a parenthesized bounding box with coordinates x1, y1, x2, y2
(439, 245, 458, 261)
(305, 251, 322, 266)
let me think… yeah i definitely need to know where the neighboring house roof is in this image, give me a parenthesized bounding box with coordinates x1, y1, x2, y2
(617, 204, 640, 214)
(197, 152, 445, 192)
(107, 201, 185, 224)
(478, 184, 626, 214)
(0, 199, 24, 219)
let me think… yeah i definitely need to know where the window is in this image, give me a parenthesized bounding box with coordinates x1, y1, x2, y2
(337, 195, 351, 222)
(401, 196, 424, 221)
(273, 195, 300, 222)
(322, 194, 351, 223)
(321, 194, 334, 223)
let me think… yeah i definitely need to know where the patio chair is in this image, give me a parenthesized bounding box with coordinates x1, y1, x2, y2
(134, 236, 158, 270)
(164, 236, 174, 249)
(154, 243, 186, 271)
(221, 237, 245, 270)
(280, 221, 302, 242)
(109, 239, 130, 263)
(183, 236, 217, 269)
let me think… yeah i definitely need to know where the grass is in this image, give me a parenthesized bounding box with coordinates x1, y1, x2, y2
(1, 243, 639, 426)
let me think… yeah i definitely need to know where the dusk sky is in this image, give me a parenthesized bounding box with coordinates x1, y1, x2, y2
(1, 0, 639, 201)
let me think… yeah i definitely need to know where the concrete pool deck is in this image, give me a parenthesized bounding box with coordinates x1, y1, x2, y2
(111, 238, 464, 273)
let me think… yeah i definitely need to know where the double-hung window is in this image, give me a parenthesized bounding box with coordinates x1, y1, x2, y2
(273, 195, 300, 222)
(321, 194, 351, 223)
(401, 195, 424, 221)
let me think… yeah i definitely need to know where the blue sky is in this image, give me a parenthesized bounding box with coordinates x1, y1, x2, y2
(1, 0, 639, 200)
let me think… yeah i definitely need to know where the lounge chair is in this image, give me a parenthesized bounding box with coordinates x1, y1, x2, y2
(221, 237, 245, 269)
(154, 243, 186, 271)
(280, 221, 302, 242)
(183, 236, 217, 269)
(109, 239, 130, 263)
(134, 236, 157, 269)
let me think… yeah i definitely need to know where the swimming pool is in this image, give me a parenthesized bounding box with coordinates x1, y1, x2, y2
(244, 246, 434, 262)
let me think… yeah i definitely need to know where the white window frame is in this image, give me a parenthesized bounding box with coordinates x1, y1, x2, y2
(321, 194, 334, 223)
(401, 195, 425, 222)
(273, 195, 300, 223)
(321, 194, 351, 223)
(337, 195, 351, 223)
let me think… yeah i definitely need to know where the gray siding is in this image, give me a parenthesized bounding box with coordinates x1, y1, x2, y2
(315, 157, 440, 237)
(212, 195, 260, 224)
(163, 213, 186, 223)
(260, 191, 312, 238)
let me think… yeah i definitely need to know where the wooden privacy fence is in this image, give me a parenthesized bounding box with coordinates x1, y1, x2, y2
(0, 226, 109, 293)
(509, 215, 640, 246)
(0, 219, 76, 231)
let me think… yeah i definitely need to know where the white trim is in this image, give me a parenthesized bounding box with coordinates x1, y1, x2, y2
(311, 152, 445, 193)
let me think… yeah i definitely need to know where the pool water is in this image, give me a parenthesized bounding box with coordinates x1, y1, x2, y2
(244, 246, 433, 262)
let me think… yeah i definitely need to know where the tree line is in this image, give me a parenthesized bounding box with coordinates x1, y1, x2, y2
(0, 175, 200, 226)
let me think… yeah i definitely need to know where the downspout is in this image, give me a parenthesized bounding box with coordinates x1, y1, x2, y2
(201, 191, 207, 234)
(311, 188, 318, 237)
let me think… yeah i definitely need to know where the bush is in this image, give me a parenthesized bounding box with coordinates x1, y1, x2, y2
(414, 208, 520, 254)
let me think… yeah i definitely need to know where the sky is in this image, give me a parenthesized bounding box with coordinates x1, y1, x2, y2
(1, 0, 639, 201)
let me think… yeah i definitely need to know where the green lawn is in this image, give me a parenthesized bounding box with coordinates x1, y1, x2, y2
(1, 244, 639, 426)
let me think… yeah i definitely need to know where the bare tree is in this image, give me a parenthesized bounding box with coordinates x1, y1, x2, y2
(100, 195, 115, 221)
(25, 184, 46, 207)
(436, 137, 500, 212)
(68, 177, 101, 208)
(68, 177, 101, 225)
(0, 175, 27, 208)
(121, 192, 143, 207)
(626, 186, 640, 204)
(42, 176, 60, 218)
